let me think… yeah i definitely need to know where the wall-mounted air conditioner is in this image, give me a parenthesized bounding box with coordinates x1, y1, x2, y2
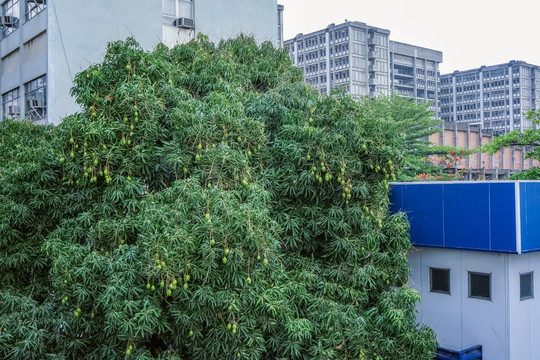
(173, 17, 194, 29)
(0, 16, 18, 27)
(8, 105, 20, 115)
(28, 99, 43, 108)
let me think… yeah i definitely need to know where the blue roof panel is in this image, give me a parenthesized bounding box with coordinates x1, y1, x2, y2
(389, 181, 540, 253)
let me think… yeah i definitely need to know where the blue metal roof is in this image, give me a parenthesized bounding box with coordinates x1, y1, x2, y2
(390, 181, 540, 254)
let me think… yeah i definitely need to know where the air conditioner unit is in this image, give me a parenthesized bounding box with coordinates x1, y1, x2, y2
(8, 105, 20, 115)
(173, 17, 194, 29)
(28, 99, 42, 108)
(0, 16, 18, 27)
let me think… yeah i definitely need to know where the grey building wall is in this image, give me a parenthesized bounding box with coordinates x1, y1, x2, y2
(1, 0, 281, 125)
(47, 0, 163, 124)
(195, 0, 278, 46)
(440, 61, 540, 135)
(1, 3, 49, 124)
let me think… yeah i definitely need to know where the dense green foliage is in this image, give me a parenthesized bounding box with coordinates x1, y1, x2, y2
(0, 36, 436, 359)
(485, 110, 540, 179)
(357, 95, 442, 180)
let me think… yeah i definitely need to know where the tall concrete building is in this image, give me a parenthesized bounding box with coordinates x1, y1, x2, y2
(389, 41, 442, 116)
(0, 0, 281, 125)
(283, 21, 443, 114)
(439, 61, 540, 136)
(284, 21, 391, 99)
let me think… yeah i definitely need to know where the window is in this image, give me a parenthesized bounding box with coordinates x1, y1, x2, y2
(26, 0, 46, 20)
(25, 75, 46, 121)
(520, 272, 534, 301)
(1, 0, 20, 38)
(162, 0, 192, 24)
(469, 272, 491, 300)
(2, 87, 20, 120)
(430, 268, 450, 294)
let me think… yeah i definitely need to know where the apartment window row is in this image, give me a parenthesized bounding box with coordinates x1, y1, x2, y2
(331, 43, 349, 55)
(430, 267, 534, 301)
(1, 0, 19, 37)
(1, 75, 46, 121)
(333, 69, 349, 83)
(333, 56, 349, 69)
(1, 0, 46, 38)
(304, 50, 319, 63)
(305, 64, 318, 76)
(304, 37, 318, 49)
(329, 29, 348, 43)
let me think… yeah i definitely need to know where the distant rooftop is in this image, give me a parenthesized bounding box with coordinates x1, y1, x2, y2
(284, 20, 390, 44)
(441, 60, 540, 77)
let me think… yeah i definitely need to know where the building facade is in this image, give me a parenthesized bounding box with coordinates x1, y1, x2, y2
(284, 22, 391, 99)
(283, 21, 443, 113)
(0, 0, 281, 125)
(389, 40, 442, 116)
(439, 61, 540, 136)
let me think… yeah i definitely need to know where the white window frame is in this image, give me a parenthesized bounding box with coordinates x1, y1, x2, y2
(2, 87, 20, 120)
(24, 75, 47, 121)
(1, 0, 20, 38)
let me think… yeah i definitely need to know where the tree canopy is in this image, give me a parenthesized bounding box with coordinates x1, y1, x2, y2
(0, 36, 436, 359)
(484, 110, 540, 179)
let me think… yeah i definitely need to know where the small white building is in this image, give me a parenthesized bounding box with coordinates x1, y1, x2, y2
(391, 181, 540, 360)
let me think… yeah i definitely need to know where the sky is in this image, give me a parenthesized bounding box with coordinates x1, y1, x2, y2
(278, 0, 540, 74)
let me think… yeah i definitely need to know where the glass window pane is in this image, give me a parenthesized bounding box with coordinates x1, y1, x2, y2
(430, 268, 450, 294)
(520, 272, 534, 300)
(178, 0, 192, 17)
(469, 272, 491, 300)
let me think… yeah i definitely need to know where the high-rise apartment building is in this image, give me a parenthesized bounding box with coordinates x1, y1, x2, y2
(439, 61, 540, 136)
(283, 21, 443, 113)
(0, 0, 281, 125)
(389, 41, 442, 115)
(284, 21, 391, 99)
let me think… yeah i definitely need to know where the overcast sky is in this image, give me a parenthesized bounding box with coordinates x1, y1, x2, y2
(279, 0, 540, 74)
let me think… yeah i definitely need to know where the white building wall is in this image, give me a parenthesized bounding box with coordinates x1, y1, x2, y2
(162, 26, 193, 48)
(409, 247, 463, 348)
(507, 252, 540, 360)
(47, 0, 163, 124)
(409, 247, 509, 360)
(194, 0, 278, 46)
